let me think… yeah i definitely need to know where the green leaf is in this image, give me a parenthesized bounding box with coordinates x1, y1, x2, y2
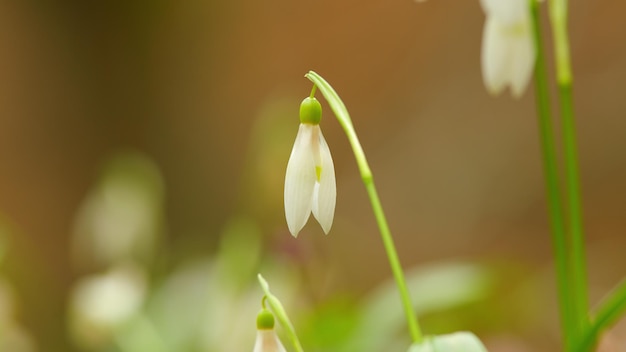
(408, 332, 488, 352)
(339, 262, 493, 351)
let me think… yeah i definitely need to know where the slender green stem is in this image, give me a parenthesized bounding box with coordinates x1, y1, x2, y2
(548, 0, 590, 338)
(305, 71, 371, 180)
(548, 0, 572, 85)
(578, 279, 626, 352)
(560, 84, 589, 337)
(364, 180, 423, 343)
(305, 70, 423, 343)
(529, 1, 574, 350)
(310, 84, 317, 99)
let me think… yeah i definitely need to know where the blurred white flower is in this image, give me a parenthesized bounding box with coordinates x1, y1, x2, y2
(72, 152, 165, 267)
(70, 263, 146, 347)
(284, 97, 336, 237)
(253, 330, 287, 352)
(480, 0, 535, 98)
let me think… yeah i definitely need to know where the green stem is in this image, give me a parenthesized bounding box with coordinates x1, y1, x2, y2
(529, 1, 574, 350)
(305, 71, 371, 180)
(305, 70, 423, 343)
(364, 180, 423, 343)
(310, 84, 317, 99)
(549, 0, 572, 85)
(549, 0, 590, 338)
(578, 279, 626, 352)
(560, 84, 589, 337)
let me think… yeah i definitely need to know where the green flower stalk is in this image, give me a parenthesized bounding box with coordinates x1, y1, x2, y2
(548, 0, 590, 340)
(532, 0, 592, 349)
(303, 71, 423, 343)
(529, 1, 575, 348)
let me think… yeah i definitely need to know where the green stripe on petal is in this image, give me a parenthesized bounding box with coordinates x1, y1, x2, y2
(311, 128, 336, 235)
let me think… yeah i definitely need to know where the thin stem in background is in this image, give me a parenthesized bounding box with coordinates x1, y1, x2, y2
(529, 1, 574, 350)
(363, 179, 423, 344)
(548, 0, 590, 338)
(560, 84, 589, 338)
(305, 70, 423, 344)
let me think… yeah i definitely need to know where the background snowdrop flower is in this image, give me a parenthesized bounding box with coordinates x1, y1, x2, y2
(69, 263, 146, 347)
(253, 309, 287, 352)
(480, 0, 535, 98)
(284, 96, 336, 237)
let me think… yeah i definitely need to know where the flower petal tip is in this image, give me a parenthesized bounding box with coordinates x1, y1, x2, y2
(288, 228, 300, 238)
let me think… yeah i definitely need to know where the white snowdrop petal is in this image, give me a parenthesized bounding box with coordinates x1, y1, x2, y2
(71, 264, 146, 334)
(253, 330, 287, 352)
(284, 124, 317, 237)
(509, 23, 535, 98)
(481, 18, 510, 96)
(480, 0, 527, 25)
(311, 130, 336, 234)
(481, 0, 535, 98)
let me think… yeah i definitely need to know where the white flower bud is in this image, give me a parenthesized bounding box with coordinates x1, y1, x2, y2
(481, 0, 535, 98)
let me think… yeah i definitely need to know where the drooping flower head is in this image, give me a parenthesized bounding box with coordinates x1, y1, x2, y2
(284, 96, 336, 237)
(253, 308, 287, 352)
(480, 0, 535, 98)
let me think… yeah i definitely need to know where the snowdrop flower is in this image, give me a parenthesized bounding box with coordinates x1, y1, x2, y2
(69, 263, 146, 347)
(284, 97, 336, 237)
(480, 0, 535, 98)
(253, 309, 287, 352)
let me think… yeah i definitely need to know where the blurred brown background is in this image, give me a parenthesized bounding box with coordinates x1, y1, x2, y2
(0, 0, 625, 351)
